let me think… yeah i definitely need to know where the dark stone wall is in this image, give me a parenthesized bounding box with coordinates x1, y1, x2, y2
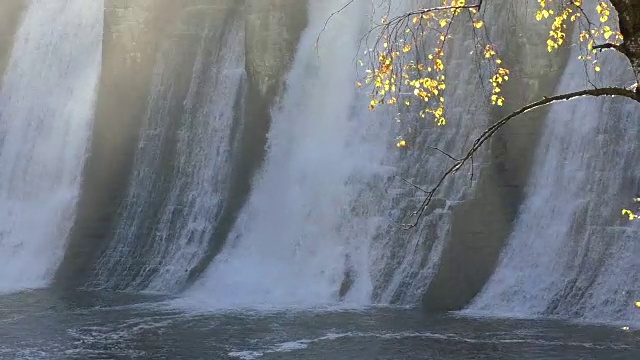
(422, 1, 572, 311)
(55, 0, 193, 289)
(0, 1, 26, 77)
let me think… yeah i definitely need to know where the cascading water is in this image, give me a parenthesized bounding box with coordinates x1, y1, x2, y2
(184, 0, 397, 308)
(0, 0, 102, 293)
(93, 3, 245, 292)
(5, 0, 631, 325)
(1, 0, 639, 341)
(467, 37, 640, 324)
(181, 0, 489, 309)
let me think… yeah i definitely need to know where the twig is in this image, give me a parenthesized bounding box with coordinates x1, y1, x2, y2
(316, 0, 358, 52)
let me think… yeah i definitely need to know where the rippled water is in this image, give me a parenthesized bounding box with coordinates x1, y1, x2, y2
(0, 290, 638, 359)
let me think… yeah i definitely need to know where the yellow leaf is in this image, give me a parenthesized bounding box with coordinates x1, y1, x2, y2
(622, 209, 636, 220)
(473, 20, 484, 29)
(435, 59, 444, 71)
(484, 45, 496, 58)
(634, 301, 640, 308)
(396, 140, 407, 148)
(536, 11, 543, 21)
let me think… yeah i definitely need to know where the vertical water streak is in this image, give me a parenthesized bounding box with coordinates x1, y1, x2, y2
(93, 3, 245, 292)
(0, 0, 102, 292)
(144, 16, 246, 292)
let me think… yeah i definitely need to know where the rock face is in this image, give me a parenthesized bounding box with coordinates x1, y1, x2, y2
(0, 0, 26, 77)
(422, 1, 572, 311)
(246, 0, 308, 96)
(610, 0, 640, 86)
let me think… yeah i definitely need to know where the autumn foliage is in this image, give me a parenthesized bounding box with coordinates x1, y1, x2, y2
(362, 0, 626, 138)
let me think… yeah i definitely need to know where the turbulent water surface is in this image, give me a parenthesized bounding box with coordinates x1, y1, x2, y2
(0, 291, 638, 359)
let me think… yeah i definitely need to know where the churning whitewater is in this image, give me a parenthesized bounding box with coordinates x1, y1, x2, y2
(0, 0, 102, 293)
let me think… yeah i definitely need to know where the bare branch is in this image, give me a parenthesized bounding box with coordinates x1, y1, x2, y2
(316, 0, 357, 51)
(427, 146, 459, 162)
(373, 2, 482, 34)
(397, 176, 429, 194)
(403, 86, 640, 229)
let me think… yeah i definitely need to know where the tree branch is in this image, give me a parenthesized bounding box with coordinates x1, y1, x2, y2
(397, 176, 429, 194)
(316, 0, 358, 51)
(403, 86, 640, 229)
(593, 42, 626, 54)
(399, 3, 481, 18)
(378, 2, 482, 31)
(427, 146, 459, 161)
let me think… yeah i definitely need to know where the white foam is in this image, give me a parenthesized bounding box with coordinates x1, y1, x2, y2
(228, 351, 264, 360)
(0, 0, 102, 293)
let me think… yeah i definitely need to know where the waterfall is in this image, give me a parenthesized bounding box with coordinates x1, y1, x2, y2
(179, 0, 483, 309)
(0, 0, 638, 327)
(0, 0, 102, 293)
(467, 37, 640, 324)
(93, 3, 245, 292)
(183, 0, 392, 308)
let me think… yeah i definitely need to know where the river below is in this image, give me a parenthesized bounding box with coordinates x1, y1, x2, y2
(0, 290, 638, 359)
